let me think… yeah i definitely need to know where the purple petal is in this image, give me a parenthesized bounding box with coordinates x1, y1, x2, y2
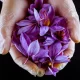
(27, 40, 40, 56)
(49, 42, 62, 58)
(45, 67, 58, 76)
(51, 31, 57, 40)
(28, 4, 35, 14)
(48, 6, 54, 22)
(32, 49, 49, 61)
(40, 26, 49, 36)
(45, 68, 53, 75)
(28, 16, 36, 21)
(42, 4, 54, 22)
(28, 9, 34, 15)
(62, 30, 70, 43)
(34, 8, 40, 22)
(30, 26, 39, 35)
(20, 33, 31, 53)
(18, 26, 32, 34)
(55, 55, 69, 63)
(14, 44, 27, 56)
(16, 20, 31, 26)
(12, 32, 27, 56)
(30, 4, 35, 10)
(39, 8, 46, 19)
(43, 4, 51, 11)
(39, 57, 50, 64)
(43, 37, 54, 45)
(62, 43, 69, 51)
(50, 26, 65, 32)
(53, 16, 67, 27)
(36, 49, 49, 58)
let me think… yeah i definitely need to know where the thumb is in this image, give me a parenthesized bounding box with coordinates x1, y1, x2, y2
(0, 0, 28, 54)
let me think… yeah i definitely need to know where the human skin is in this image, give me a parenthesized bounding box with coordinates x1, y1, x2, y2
(0, 0, 80, 77)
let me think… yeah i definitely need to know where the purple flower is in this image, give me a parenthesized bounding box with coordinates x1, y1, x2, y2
(33, 4, 54, 36)
(28, 0, 43, 15)
(44, 42, 69, 76)
(50, 16, 70, 43)
(45, 67, 59, 76)
(12, 0, 70, 76)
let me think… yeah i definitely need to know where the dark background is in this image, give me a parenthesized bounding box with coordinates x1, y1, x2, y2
(0, 0, 80, 80)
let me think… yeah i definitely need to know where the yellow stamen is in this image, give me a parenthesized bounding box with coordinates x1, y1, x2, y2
(44, 19, 50, 26)
(49, 62, 52, 66)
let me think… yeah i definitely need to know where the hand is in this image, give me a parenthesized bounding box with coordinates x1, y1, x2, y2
(48, 0, 80, 70)
(0, 0, 79, 76)
(0, 0, 28, 54)
(0, 0, 45, 77)
(9, 44, 45, 77)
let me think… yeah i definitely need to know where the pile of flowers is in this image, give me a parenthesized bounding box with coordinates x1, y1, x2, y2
(12, 0, 70, 76)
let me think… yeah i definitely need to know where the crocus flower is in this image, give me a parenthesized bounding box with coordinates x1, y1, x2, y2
(12, 0, 70, 76)
(50, 16, 70, 43)
(45, 42, 69, 76)
(28, 0, 43, 15)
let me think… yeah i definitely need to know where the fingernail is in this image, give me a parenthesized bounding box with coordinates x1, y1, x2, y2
(29, 69, 37, 77)
(37, 68, 45, 77)
(0, 39, 5, 54)
(1, 36, 11, 54)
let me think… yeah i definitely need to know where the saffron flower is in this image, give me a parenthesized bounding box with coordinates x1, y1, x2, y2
(12, 0, 70, 76)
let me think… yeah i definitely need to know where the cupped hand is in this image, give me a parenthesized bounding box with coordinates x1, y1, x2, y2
(0, 0, 45, 77)
(48, 0, 79, 70)
(0, 0, 79, 76)
(9, 44, 45, 77)
(0, 0, 28, 54)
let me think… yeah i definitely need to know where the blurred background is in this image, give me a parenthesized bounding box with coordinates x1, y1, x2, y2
(0, 0, 80, 80)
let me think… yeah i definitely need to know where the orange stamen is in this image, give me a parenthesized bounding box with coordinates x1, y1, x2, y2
(48, 62, 53, 67)
(44, 19, 50, 26)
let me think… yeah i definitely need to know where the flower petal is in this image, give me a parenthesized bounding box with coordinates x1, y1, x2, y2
(20, 33, 31, 53)
(32, 49, 49, 61)
(48, 6, 54, 22)
(43, 37, 54, 45)
(15, 44, 27, 56)
(45, 67, 58, 76)
(55, 55, 69, 63)
(17, 20, 31, 26)
(28, 16, 36, 21)
(49, 42, 62, 58)
(50, 26, 65, 32)
(27, 40, 40, 56)
(40, 26, 49, 36)
(12, 32, 27, 56)
(34, 8, 40, 22)
(28, 4, 35, 14)
(62, 43, 69, 51)
(18, 26, 32, 34)
(43, 4, 51, 11)
(53, 16, 67, 27)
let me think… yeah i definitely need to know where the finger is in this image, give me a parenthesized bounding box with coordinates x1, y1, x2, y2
(9, 44, 45, 77)
(0, 0, 28, 54)
(64, 40, 75, 58)
(57, 0, 80, 43)
(54, 40, 75, 70)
